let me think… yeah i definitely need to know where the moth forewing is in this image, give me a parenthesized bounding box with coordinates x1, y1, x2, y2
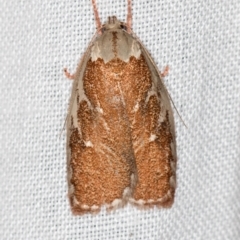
(140, 42, 177, 157)
(66, 46, 92, 197)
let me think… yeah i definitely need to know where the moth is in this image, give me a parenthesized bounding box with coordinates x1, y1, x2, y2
(65, 0, 176, 215)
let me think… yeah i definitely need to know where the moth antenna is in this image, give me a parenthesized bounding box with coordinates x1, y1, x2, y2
(126, 0, 132, 33)
(167, 92, 188, 128)
(91, 0, 102, 34)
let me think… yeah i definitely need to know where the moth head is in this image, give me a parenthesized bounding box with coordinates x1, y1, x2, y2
(101, 16, 127, 33)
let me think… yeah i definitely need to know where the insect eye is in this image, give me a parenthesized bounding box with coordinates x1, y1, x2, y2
(101, 27, 106, 33)
(120, 24, 127, 31)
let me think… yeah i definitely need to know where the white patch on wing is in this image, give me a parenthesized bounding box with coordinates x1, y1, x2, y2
(145, 89, 157, 104)
(106, 199, 124, 211)
(102, 120, 110, 131)
(170, 175, 176, 189)
(133, 137, 145, 154)
(123, 187, 132, 198)
(81, 204, 90, 210)
(158, 103, 167, 124)
(96, 106, 103, 114)
(68, 183, 74, 195)
(149, 134, 157, 142)
(91, 205, 100, 211)
(147, 199, 155, 204)
(96, 143, 119, 160)
(131, 40, 141, 59)
(72, 196, 80, 205)
(84, 140, 93, 147)
(117, 82, 125, 105)
(129, 198, 145, 205)
(133, 102, 139, 112)
(91, 42, 101, 61)
(111, 199, 122, 208)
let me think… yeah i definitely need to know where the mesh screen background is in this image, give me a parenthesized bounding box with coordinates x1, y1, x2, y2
(1, 0, 240, 239)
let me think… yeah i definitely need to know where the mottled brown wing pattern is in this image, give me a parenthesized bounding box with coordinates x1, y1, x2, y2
(68, 53, 175, 214)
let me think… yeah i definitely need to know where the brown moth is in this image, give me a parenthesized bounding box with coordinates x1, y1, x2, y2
(65, 0, 176, 215)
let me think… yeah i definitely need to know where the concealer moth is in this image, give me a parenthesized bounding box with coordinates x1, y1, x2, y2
(65, 0, 177, 215)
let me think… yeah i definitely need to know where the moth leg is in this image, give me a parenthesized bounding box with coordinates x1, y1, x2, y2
(160, 65, 169, 78)
(64, 68, 75, 80)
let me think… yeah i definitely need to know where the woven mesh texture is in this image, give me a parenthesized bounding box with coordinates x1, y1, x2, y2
(1, 0, 240, 239)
